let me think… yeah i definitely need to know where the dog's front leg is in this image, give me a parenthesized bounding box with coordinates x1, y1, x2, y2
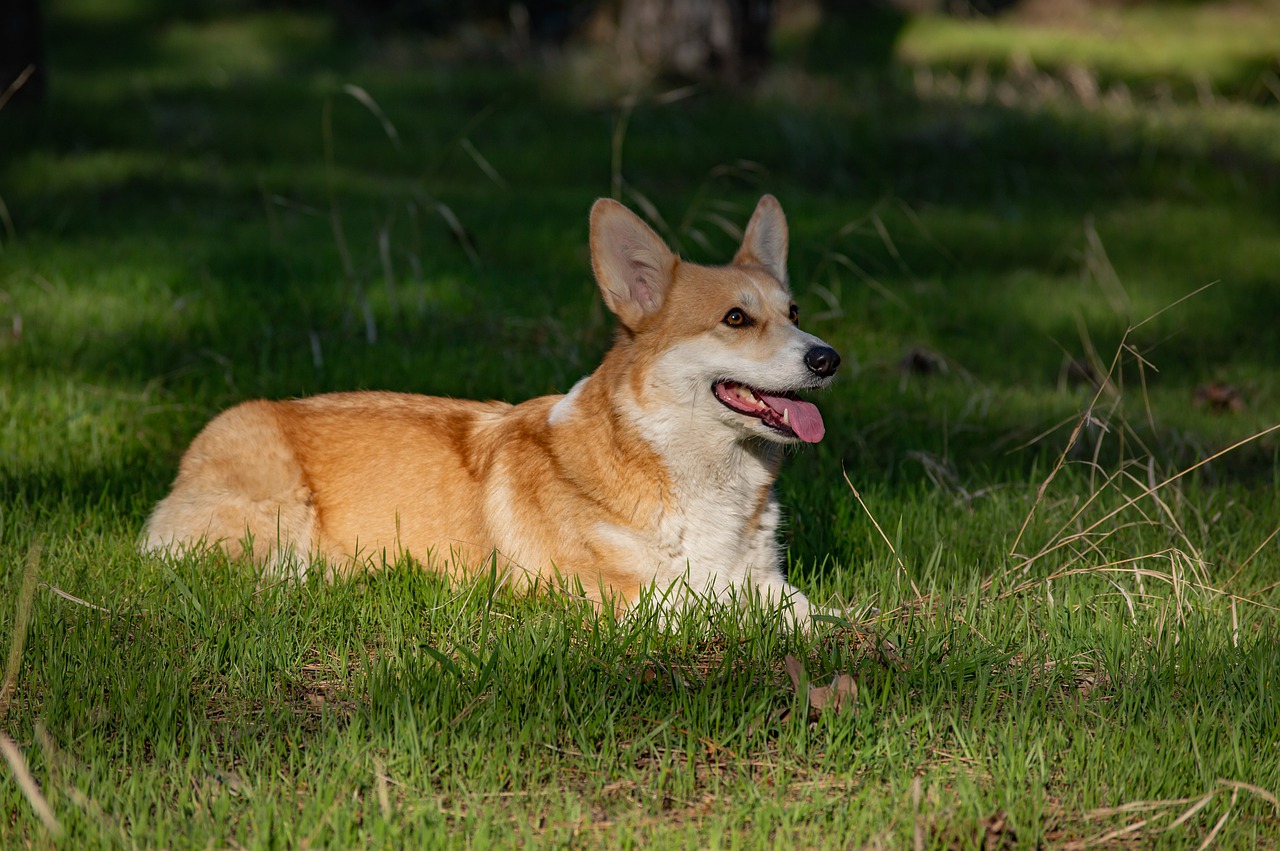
(739, 572, 817, 629)
(734, 498, 819, 628)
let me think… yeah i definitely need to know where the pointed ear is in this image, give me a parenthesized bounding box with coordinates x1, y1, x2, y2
(589, 198, 677, 329)
(733, 194, 789, 284)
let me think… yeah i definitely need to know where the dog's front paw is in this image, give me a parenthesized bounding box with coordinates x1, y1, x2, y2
(802, 601, 881, 630)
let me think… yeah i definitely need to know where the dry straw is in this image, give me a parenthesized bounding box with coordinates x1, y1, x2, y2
(1, 545, 63, 837)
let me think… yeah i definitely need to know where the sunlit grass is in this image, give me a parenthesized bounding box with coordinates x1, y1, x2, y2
(897, 2, 1280, 97)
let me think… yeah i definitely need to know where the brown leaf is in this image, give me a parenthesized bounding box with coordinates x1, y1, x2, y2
(979, 810, 1017, 849)
(898, 346, 947, 377)
(1193, 381, 1245, 413)
(783, 654, 858, 720)
(808, 673, 858, 716)
(783, 653, 804, 693)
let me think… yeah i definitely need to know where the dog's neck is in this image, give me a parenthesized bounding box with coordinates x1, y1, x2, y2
(574, 342, 785, 496)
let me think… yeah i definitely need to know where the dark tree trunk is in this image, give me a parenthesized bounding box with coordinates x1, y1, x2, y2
(727, 0, 773, 81)
(0, 0, 46, 109)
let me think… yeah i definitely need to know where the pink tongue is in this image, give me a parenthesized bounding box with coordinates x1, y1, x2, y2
(760, 393, 825, 443)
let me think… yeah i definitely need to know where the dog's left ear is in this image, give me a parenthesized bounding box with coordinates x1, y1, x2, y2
(733, 195, 789, 284)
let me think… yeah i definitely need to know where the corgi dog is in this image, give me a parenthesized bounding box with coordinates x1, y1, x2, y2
(143, 195, 841, 624)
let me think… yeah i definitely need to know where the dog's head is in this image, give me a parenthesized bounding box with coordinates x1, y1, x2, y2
(590, 195, 840, 445)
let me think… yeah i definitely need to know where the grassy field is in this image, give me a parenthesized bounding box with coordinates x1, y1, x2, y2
(3, 0, 1280, 846)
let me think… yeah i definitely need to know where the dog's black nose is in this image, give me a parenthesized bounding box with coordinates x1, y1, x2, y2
(804, 346, 841, 378)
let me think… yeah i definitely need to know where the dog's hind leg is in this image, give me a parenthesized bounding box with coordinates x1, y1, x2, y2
(142, 401, 317, 577)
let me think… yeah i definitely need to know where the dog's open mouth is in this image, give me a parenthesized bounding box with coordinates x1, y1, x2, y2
(712, 381, 825, 443)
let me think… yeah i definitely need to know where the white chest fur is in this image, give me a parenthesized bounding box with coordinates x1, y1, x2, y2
(615, 396, 809, 615)
(648, 451, 780, 588)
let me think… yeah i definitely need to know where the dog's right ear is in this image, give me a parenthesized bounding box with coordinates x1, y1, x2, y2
(589, 198, 676, 329)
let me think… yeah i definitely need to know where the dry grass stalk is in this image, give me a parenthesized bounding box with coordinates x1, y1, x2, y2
(843, 468, 924, 605)
(0, 731, 62, 836)
(0, 64, 37, 112)
(1, 544, 61, 836)
(1012, 279, 1222, 559)
(1066, 779, 1278, 849)
(1009, 336, 1123, 558)
(39, 582, 111, 613)
(1019, 421, 1280, 578)
(1, 545, 40, 718)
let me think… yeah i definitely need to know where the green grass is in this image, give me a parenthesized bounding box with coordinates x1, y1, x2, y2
(896, 2, 1280, 101)
(3, 1, 1280, 846)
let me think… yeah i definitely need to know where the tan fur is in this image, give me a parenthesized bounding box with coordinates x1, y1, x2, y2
(144, 195, 840, 621)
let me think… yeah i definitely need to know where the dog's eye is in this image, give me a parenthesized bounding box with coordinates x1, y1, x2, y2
(789, 304, 799, 325)
(722, 308, 753, 328)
